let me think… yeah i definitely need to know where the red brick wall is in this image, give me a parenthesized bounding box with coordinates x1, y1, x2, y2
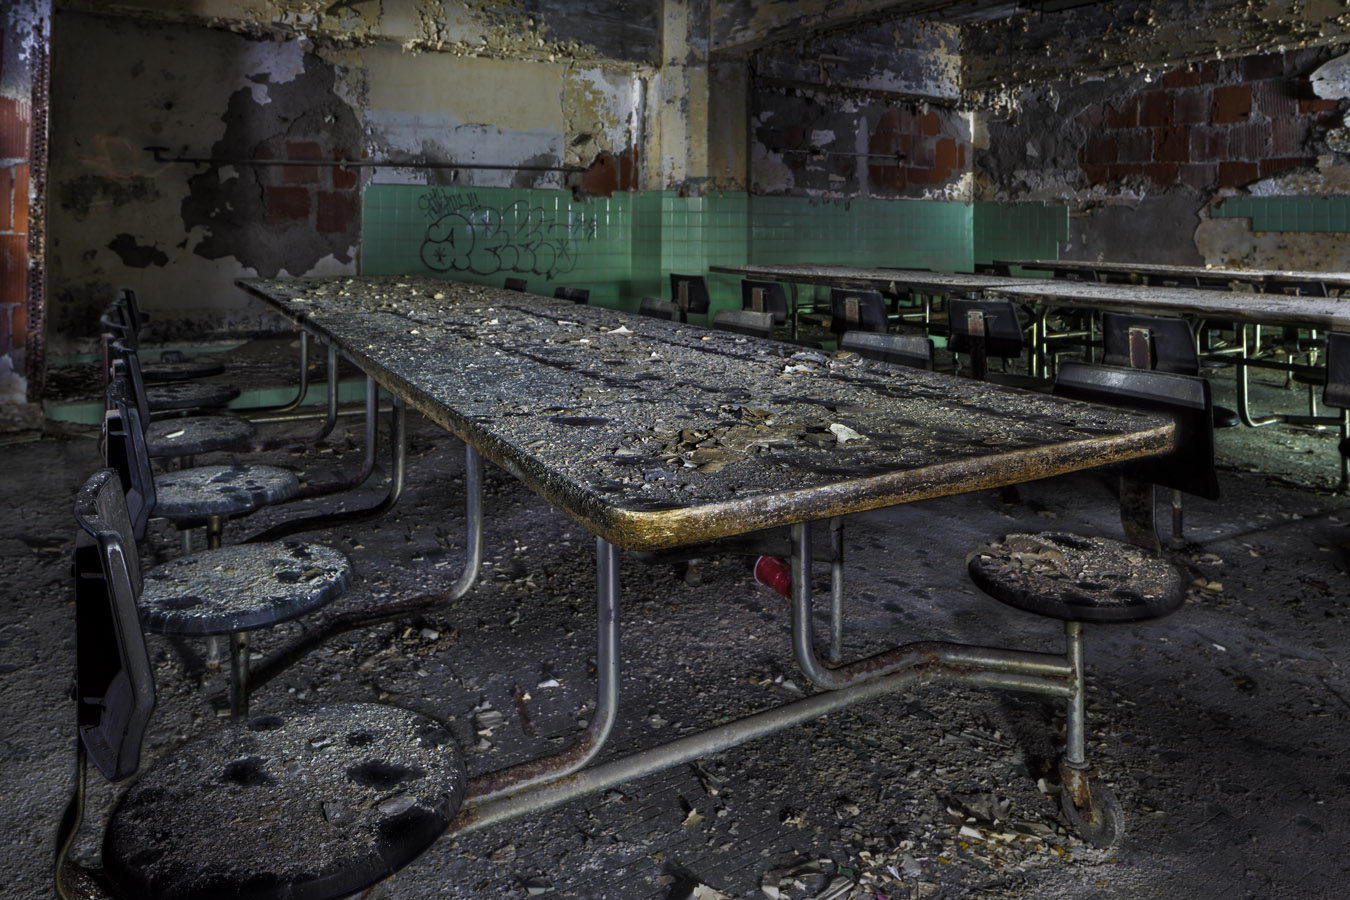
(1076, 53, 1340, 191)
(0, 77, 31, 357)
(257, 141, 361, 234)
(869, 107, 970, 194)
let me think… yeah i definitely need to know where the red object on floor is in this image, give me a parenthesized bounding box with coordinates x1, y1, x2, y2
(754, 556, 791, 597)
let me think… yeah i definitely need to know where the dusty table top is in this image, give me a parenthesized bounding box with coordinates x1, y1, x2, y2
(998, 258, 1350, 290)
(239, 275, 1173, 551)
(708, 263, 1024, 295)
(990, 279, 1350, 331)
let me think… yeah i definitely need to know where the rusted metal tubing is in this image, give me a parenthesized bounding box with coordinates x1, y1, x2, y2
(235, 331, 310, 414)
(463, 536, 620, 802)
(244, 395, 408, 542)
(448, 644, 1069, 837)
(829, 516, 844, 664)
(790, 523, 1074, 692)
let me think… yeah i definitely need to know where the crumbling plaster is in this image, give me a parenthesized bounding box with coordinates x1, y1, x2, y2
(974, 41, 1350, 269)
(963, 0, 1350, 108)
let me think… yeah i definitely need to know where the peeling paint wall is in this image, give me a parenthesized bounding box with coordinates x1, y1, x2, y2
(47, 5, 653, 352)
(974, 45, 1350, 267)
(747, 14, 969, 200)
(49, 12, 364, 351)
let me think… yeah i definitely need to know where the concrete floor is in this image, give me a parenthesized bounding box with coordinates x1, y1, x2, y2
(3, 343, 1349, 900)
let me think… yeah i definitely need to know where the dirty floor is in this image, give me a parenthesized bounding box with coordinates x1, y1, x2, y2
(3, 347, 1349, 900)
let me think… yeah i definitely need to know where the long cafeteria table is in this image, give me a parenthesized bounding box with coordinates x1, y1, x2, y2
(237, 274, 1173, 845)
(995, 258, 1350, 295)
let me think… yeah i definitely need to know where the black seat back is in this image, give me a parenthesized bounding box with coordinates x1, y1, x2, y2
(503, 277, 528, 292)
(947, 298, 1025, 359)
(554, 286, 590, 304)
(639, 297, 678, 320)
(73, 468, 156, 781)
(1323, 332, 1350, 409)
(712, 309, 774, 339)
(828, 288, 887, 335)
(840, 332, 934, 370)
(669, 274, 711, 314)
(1054, 362, 1219, 500)
(740, 280, 788, 324)
(1101, 312, 1199, 375)
(104, 371, 158, 539)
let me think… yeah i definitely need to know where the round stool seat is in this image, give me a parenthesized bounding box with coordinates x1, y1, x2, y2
(146, 382, 240, 412)
(103, 703, 467, 900)
(141, 540, 352, 635)
(153, 464, 299, 522)
(146, 414, 256, 458)
(968, 532, 1187, 623)
(142, 358, 227, 382)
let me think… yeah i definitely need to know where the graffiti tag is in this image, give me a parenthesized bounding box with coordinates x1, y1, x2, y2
(420, 197, 595, 279)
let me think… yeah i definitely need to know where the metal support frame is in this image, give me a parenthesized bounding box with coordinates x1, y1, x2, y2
(448, 515, 1088, 840)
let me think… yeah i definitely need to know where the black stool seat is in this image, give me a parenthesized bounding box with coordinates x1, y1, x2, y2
(146, 414, 256, 458)
(141, 540, 352, 634)
(153, 464, 298, 522)
(103, 702, 467, 900)
(141, 357, 227, 382)
(145, 381, 240, 412)
(968, 532, 1187, 623)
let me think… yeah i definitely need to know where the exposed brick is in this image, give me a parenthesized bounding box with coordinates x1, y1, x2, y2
(265, 185, 310, 224)
(1212, 84, 1252, 124)
(283, 140, 322, 183)
(1154, 125, 1190, 163)
(1260, 156, 1306, 179)
(1271, 116, 1310, 156)
(1139, 91, 1173, 127)
(905, 167, 927, 186)
(1179, 163, 1218, 190)
(332, 149, 358, 190)
(9, 302, 24, 351)
(1253, 80, 1296, 119)
(1226, 121, 1269, 160)
(1242, 52, 1286, 81)
(317, 190, 359, 233)
(958, 143, 966, 170)
(1107, 163, 1142, 180)
(12, 164, 27, 233)
(1163, 66, 1202, 89)
(1106, 98, 1138, 129)
(1144, 162, 1179, 185)
(1297, 95, 1341, 115)
(870, 162, 905, 190)
(1173, 88, 1211, 125)
(0, 305, 8, 350)
(909, 136, 936, 168)
(0, 167, 9, 232)
(0, 234, 25, 304)
(1190, 125, 1228, 163)
(1081, 133, 1117, 165)
(1116, 129, 1153, 164)
(930, 167, 953, 185)
(1075, 103, 1105, 131)
(935, 137, 957, 170)
(1080, 164, 1110, 185)
(1197, 60, 1221, 84)
(921, 112, 940, 136)
(873, 110, 901, 134)
(0, 96, 29, 160)
(1218, 160, 1259, 188)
